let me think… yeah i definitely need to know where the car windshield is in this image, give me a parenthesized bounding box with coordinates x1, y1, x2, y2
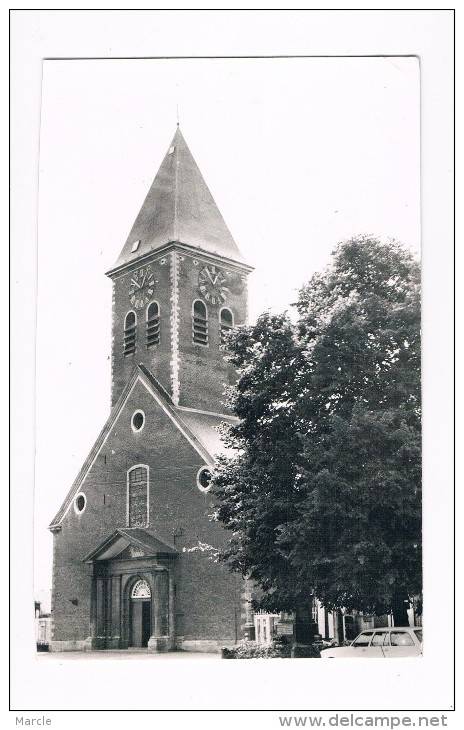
(414, 629, 423, 643)
(351, 632, 374, 647)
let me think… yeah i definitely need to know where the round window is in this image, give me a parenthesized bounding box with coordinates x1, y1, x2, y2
(197, 467, 212, 492)
(132, 410, 145, 432)
(74, 493, 86, 514)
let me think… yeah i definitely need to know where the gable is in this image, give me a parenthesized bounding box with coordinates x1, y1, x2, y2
(49, 366, 221, 528)
(83, 528, 178, 563)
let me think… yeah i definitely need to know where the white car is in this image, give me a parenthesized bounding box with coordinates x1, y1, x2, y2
(320, 627, 423, 658)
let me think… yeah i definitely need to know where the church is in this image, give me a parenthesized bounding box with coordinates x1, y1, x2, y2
(48, 126, 254, 652)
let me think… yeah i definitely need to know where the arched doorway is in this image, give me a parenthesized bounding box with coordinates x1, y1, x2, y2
(130, 579, 152, 647)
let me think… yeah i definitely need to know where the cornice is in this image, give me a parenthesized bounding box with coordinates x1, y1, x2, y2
(106, 240, 254, 280)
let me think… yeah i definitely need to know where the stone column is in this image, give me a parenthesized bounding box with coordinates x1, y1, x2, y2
(85, 574, 98, 650)
(120, 574, 132, 648)
(108, 575, 122, 649)
(95, 577, 106, 649)
(169, 571, 175, 650)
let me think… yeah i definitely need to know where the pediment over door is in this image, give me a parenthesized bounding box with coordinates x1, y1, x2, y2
(83, 527, 178, 564)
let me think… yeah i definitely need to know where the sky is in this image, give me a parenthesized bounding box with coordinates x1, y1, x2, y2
(35, 56, 420, 601)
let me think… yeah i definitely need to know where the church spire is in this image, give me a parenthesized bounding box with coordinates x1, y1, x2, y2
(110, 127, 247, 271)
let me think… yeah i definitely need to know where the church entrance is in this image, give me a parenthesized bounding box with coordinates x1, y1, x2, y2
(129, 579, 152, 648)
(86, 533, 176, 651)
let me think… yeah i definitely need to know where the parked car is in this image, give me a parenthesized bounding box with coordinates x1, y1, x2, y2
(320, 627, 422, 658)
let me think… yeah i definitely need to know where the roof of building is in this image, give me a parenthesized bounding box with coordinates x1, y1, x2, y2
(110, 126, 248, 271)
(176, 408, 236, 460)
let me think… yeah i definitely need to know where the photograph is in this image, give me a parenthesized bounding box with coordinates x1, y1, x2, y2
(34, 55, 422, 660)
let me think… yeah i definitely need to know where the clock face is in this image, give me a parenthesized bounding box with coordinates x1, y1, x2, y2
(129, 266, 155, 309)
(198, 265, 228, 305)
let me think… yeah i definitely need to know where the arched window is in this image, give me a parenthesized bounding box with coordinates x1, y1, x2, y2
(127, 465, 149, 527)
(124, 311, 137, 355)
(146, 302, 160, 347)
(192, 300, 208, 345)
(220, 308, 234, 346)
(131, 579, 151, 598)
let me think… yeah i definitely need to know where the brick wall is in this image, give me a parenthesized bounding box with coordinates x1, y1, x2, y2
(51, 377, 242, 645)
(176, 251, 248, 412)
(110, 253, 173, 406)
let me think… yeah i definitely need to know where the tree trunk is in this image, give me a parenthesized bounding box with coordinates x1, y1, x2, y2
(391, 591, 410, 626)
(294, 601, 318, 644)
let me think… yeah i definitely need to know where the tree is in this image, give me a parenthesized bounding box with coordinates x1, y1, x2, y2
(212, 236, 421, 627)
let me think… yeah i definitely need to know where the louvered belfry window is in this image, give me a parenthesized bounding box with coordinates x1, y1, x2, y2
(124, 311, 136, 355)
(128, 466, 148, 527)
(192, 300, 208, 344)
(220, 308, 233, 346)
(146, 302, 160, 347)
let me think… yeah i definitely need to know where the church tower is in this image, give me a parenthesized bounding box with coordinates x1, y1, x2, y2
(107, 126, 252, 412)
(49, 127, 253, 653)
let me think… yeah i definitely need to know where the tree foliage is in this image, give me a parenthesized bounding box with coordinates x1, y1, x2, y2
(212, 236, 421, 623)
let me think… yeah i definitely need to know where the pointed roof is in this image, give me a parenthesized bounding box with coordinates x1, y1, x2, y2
(110, 127, 248, 271)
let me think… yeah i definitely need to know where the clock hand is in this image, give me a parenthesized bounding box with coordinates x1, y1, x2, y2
(206, 269, 220, 286)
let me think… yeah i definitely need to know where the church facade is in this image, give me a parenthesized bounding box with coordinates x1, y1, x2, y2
(49, 127, 254, 652)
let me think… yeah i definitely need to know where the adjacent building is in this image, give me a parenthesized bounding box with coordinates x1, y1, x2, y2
(35, 601, 51, 650)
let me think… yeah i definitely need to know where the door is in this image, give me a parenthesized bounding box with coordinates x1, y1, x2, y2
(129, 577, 152, 648)
(369, 630, 389, 657)
(130, 598, 151, 647)
(141, 601, 151, 646)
